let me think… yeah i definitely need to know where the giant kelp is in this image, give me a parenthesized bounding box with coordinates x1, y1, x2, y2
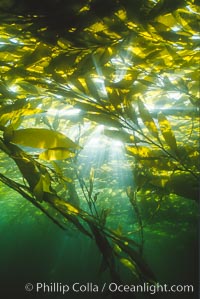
(0, 0, 199, 294)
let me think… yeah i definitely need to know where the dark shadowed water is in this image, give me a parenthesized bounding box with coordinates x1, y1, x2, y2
(0, 185, 198, 299)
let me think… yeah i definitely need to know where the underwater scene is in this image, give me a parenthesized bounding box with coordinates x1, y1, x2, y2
(0, 1, 199, 298)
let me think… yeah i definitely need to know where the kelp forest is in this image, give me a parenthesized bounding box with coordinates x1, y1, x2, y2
(0, 0, 199, 298)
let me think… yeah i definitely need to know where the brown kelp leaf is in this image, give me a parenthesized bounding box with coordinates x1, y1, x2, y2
(3, 142, 41, 190)
(89, 223, 121, 282)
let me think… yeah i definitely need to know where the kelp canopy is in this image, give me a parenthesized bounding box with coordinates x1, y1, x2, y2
(0, 0, 199, 289)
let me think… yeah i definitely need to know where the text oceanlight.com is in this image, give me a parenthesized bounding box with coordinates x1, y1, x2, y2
(25, 282, 194, 295)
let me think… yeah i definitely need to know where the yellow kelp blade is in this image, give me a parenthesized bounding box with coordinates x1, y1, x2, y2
(39, 148, 75, 161)
(89, 167, 95, 197)
(157, 112, 177, 152)
(52, 197, 79, 215)
(116, 240, 156, 283)
(138, 98, 159, 139)
(120, 258, 139, 279)
(126, 145, 154, 159)
(45, 194, 92, 238)
(4, 128, 80, 150)
(0, 99, 43, 128)
(22, 42, 51, 67)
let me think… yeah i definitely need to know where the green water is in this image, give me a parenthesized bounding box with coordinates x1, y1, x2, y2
(0, 185, 198, 299)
